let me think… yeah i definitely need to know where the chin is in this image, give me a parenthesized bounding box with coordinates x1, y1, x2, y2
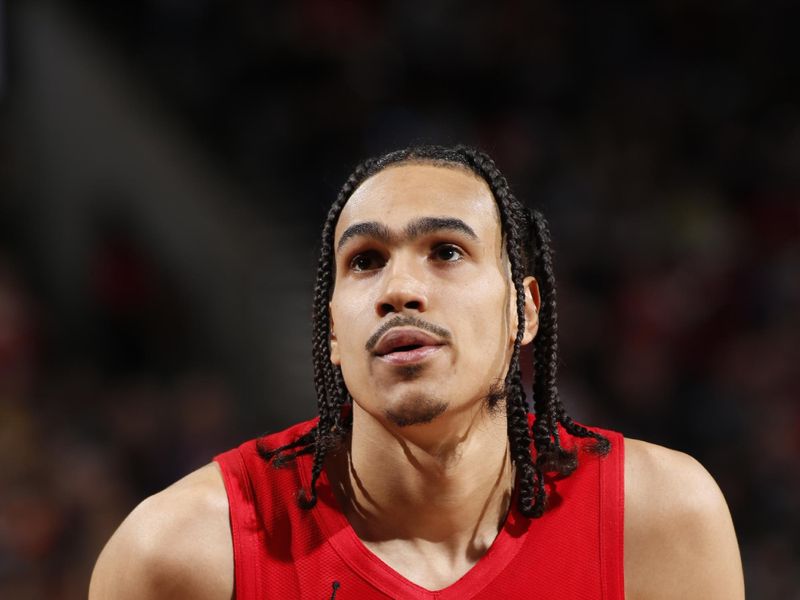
(384, 395, 448, 428)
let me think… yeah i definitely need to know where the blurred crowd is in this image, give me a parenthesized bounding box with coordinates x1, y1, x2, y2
(0, 230, 238, 597)
(2, 0, 799, 597)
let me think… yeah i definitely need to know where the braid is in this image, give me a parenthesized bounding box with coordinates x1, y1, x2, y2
(529, 209, 578, 479)
(258, 161, 372, 505)
(258, 145, 608, 517)
(453, 148, 545, 516)
(529, 210, 609, 465)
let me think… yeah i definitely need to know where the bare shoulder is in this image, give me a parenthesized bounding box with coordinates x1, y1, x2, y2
(623, 438, 744, 600)
(89, 462, 233, 600)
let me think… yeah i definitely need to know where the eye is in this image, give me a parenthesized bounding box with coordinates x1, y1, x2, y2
(349, 250, 385, 272)
(432, 244, 464, 262)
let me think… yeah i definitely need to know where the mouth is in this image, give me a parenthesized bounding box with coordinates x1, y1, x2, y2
(373, 329, 446, 365)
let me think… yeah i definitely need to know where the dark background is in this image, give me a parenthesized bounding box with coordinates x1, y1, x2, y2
(1, 0, 798, 597)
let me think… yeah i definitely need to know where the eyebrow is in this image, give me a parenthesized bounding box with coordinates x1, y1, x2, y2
(337, 217, 478, 252)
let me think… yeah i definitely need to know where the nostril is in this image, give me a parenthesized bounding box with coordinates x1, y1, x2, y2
(405, 300, 421, 310)
(379, 302, 396, 316)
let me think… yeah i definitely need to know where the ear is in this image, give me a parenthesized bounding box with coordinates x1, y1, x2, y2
(521, 275, 540, 346)
(329, 303, 341, 365)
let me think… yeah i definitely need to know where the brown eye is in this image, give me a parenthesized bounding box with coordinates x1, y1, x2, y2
(350, 251, 384, 272)
(432, 244, 463, 262)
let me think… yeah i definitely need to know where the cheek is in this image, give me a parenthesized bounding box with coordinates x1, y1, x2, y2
(330, 294, 370, 359)
(461, 276, 512, 328)
(451, 280, 514, 366)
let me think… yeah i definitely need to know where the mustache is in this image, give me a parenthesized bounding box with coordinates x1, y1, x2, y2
(364, 315, 452, 352)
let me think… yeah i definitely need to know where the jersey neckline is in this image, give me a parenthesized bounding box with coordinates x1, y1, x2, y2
(300, 451, 531, 599)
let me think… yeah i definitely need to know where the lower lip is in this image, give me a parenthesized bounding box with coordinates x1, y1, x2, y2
(378, 345, 443, 365)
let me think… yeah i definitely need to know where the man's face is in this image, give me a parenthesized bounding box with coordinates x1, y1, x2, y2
(329, 162, 535, 429)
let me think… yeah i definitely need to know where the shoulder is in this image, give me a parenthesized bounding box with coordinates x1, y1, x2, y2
(623, 438, 744, 600)
(89, 462, 233, 600)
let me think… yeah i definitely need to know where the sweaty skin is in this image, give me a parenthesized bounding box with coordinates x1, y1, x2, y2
(90, 164, 744, 599)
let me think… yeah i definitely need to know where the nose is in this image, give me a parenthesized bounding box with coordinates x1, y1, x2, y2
(375, 258, 429, 318)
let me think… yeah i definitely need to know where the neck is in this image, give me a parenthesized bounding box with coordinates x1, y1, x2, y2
(328, 401, 515, 560)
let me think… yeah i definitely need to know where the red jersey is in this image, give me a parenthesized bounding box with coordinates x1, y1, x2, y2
(214, 418, 625, 599)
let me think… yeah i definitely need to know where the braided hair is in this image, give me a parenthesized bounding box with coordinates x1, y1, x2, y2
(258, 145, 609, 518)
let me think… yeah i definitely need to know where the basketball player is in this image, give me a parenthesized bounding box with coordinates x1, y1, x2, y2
(90, 146, 744, 598)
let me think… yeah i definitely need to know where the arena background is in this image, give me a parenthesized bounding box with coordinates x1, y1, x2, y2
(0, 1, 798, 597)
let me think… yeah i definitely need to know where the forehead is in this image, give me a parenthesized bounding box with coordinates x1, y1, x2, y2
(334, 163, 501, 244)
